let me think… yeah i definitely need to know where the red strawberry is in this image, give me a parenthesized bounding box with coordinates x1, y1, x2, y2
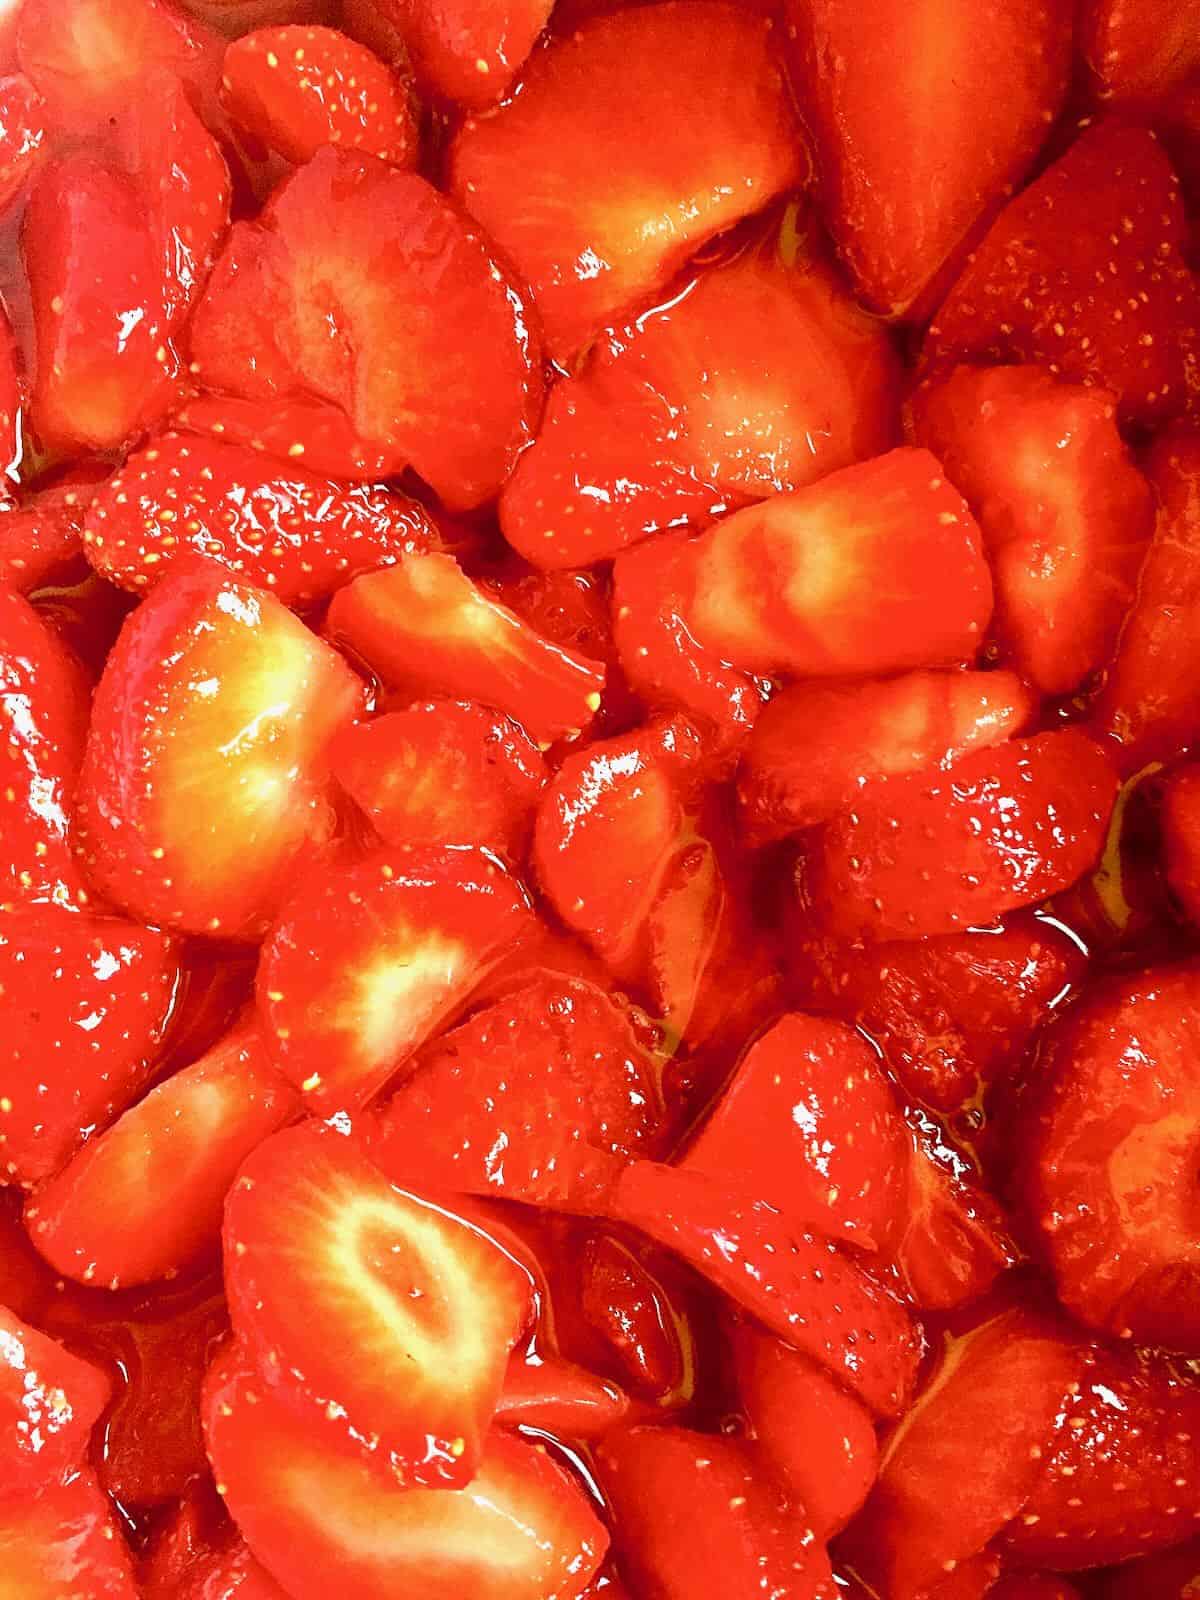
(75, 561, 364, 939)
(910, 365, 1156, 695)
(840, 1307, 1080, 1600)
(448, 2, 805, 361)
(783, 0, 1071, 318)
(500, 227, 900, 569)
(1163, 763, 1200, 922)
(373, 0, 551, 107)
(1100, 1540, 1200, 1599)
(326, 553, 606, 746)
(257, 844, 532, 1113)
(992, 1580, 1082, 1600)
(895, 1128, 1018, 1310)
(0, 1303, 110, 1494)
(1080, 0, 1200, 103)
(0, 73, 46, 218)
(922, 122, 1200, 429)
(577, 1234, 695, 1404)
(0, 1190, 57, 1323)
(220, 25, 417, 168)
(83, 430, 436, 605)
(0, 1469, 138, 1596)
(0, 481, 94, 594)
(681, 1011, 909, 1254)
(800, 730, 1119, 941)
(0, 906, 180, 1186)
(739, 668, 1033, 844)
(495, 1352, 631, 1440)
(204, 1341, 608, 1600)
(190, 0, 333, 31)
(146, 1518, 287, 1600)
(0, 301, 20, 489)
(188, 148, 542, 504)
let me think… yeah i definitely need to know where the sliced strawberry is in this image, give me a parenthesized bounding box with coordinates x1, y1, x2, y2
(0, 73, 45, 219)
(783, 0, 1071, 318)
(326, 553, 605, 746)
(911, 365, 1156, 695)
(596, 1426, 835, 1599)
(495, 1352, 631, 1440)
(800, 730, 1118, 941)
(0, 482, 93, 594)
(189, 148, 542, 504)
(1163, 763, 1200, 922)
(577, 1234, 696, 1405)
(922, 121, 1200, 429)
(204, 1341, 608, 1600)
(0, 300, 21, 489)
(145, 1513, 287, 1600)
(991, 1580, 1081, 1600)
(1101, 1541, 1200, 1599)
(1081, 0, 1200, 103)
(500, 227, 901, 569)
(739, 668, 1032, 844)
(83, 430, 435, 605)
(257, 844, 532, 1112)
(681, 1011, 909, 1253)
(75, 561, 364, 939)
(840, 1307, 1080, 1600)
(448, 2, 805, 361)
(730, 1318, 878, 1540)
(0, 1190, 57, 1323)
(0, 1303, 110, 1495)
(896, 1127, 1018, 1310)
(0, 906, 180, 1186)
(674, 447, 992, 679)
(374, 0, 551, 107)
(0, 1469, 138, 1597)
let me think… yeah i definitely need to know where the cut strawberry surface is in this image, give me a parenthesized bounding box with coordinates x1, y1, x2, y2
(75, 561, 363, 939)
(189, 148, 542, 504)
(576, 1233, 696, 1405)
(494, 1352, 631, 1440)
(0, 1303, 110, 1495)
(0, 1469, 138, 1599)
(1080, 0, 1200, 103)
(373, 0, 551, 107)
(449, 2, 805, 361)
(0, 73, 44, 221)
(895, 1130, 1018, 1310)
(326, 553, 605, 746)
(500, 231, 900, 569)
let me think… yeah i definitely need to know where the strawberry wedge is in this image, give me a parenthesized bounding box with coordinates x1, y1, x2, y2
(373, 0, 552, 108)
(0, 1303, 111, 1494)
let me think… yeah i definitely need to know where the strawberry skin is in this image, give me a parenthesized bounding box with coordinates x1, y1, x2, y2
(0, 1303, 111, 1496)
(373, 0, 552, 108)
(1080, 0, 1200, 103)
(0, 1469, 139, 1598)
(0, 480, 94, 594)
(0, 72, 45, 220)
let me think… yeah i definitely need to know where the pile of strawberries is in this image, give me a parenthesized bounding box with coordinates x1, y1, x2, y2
(3, 0, 1200, 1595)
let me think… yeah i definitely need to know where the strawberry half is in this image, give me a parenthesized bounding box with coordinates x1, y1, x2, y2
(0, 480, 94, 594)
(1080, 0, 1200, 103)
(373, 0, 551, 107)
(448, 1, 805, 361)
(0, 1303, 110, 1495)
(75, 561, 364, 939)
(188, 147, 542, 504)
(896, 1128, 1018, 1310)
(0, 1469, 138, 1597)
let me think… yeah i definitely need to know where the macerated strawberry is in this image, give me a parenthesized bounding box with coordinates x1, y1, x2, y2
(372, 0, 550, 107)
(783, 0, 1070, 318)
(1101, 1540, 1200, 1599)
(145, 1519, 287, 1600)
(0, 73, 46, 218)
(1163, 764, 1200, 923)
(0, 301, 20, 489)
(501, 232, 900, 569)
(0, 1469, 138, 1597)
(896, 1129, 1018, 1310)
(739, 668, 1032, 844)
(257, 844, 532, 1112)
(800, 730, 1118, 941)
(1081, 0, 1200, 103)
(495, 1352, 631, 1440)
(597, 1426, 835, 1599)
(83, 430, 435, 605)
(577, 1234, 695, 1404)
(0, 481, 94, 594)
(327, 553, 605, 746)
(188, 148, 542, 504)
(923, 122, 1200, 428)
(187, 0, 333, 31)
(840, 1308, 1079, 1600)
(0, 1303, 110, 1495)
(75, 561, 363, 939)
(991, 1580, 1081, 1600)
(449, 2, 805, 361)
(911, 365, 1155, 695)
(204, 1341, 608, 1600)
(682, 1012, 909, 1253)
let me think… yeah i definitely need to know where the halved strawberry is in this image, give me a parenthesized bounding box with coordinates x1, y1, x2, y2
(0, 1303, 110, 1495)
(500, 226, 900, 569)
(911, 365, 1156, 695)
(326, 553, 605, 746)
(0, 1469, 138, 1597)
(448, 2, 805, 361)
(0, 73, 46, 219)
(257, 844, 532, 1112)
(373, 0, 551, 107)
(83, 430, 435, 605)
(681, 1011, 909, 1253)
(1080, 0, 1200, 103)
(1163, 763, 1200, 922)
(739, 668, 1032, 844)
(0, 906, 180, 1186)
(896, 1127, 1018, 1310)
(75, 561, 364, 939)
(0, 481, 95, 594)
(596, 1426, 835, 1599)
(922, 121, 1200, 429)
(25, 1018, 297, 1290)
(839, 1307, 1080, 1600)
(495, 1352, 631, 1440)
(800, 730, 1119, 941)
(188, 148, 542, 504)
(204, 1341, 608, 1600)
(783, 0, 1071, 318)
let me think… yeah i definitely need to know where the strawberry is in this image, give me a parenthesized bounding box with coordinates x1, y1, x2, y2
(372, 0, 551, 107)
(0, 906, 180, 1186)
(204, 1341, 608, 1600)
(326, 553, 606, 746)
(681, 1011, 909, 1254)
(739, 668, 1033, 845)
(0, 1469, 138, 1597)
(0, 481, 94, 594)
(74, 561, 364, 939)
(0, 1303, 110, 1495)
(257, 844, 532, 1112)
(25, 1018, 297, 1290)
(910, 366, 1156, 695)
(576, 1234, 696, 1404)
(895, 1128, 1018, 1310)
(839, 1307, 1080, 1600)
(1163, 763, 1200, 922)
(30, 566, 138, 680)
(500, 226, 901, 569)
(188, 148, 543, 504)
(1080, 0, 1200, 103)
(83, 431, 435, 606)
(922, 121, 1200, 429)
(220, 24, 417, 168)
(1101, 1541, 1200, 1599)
(147, 1524, 287, 1600)
(783, 0, 1071, 318)
(1022, 961, 1200, 1351)
(800, 730, 1119, 941)
(0, 72, 46, 219)
(596, 1426, 836, 1599)
(991, 1581, 1081, 1600)
(495, 1352, 631, 1440)
(189, 0, 334, 32)
(674, 447, 993, 679)
(0, 1190, 57, 1323)
(448, 2, 805, 361)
